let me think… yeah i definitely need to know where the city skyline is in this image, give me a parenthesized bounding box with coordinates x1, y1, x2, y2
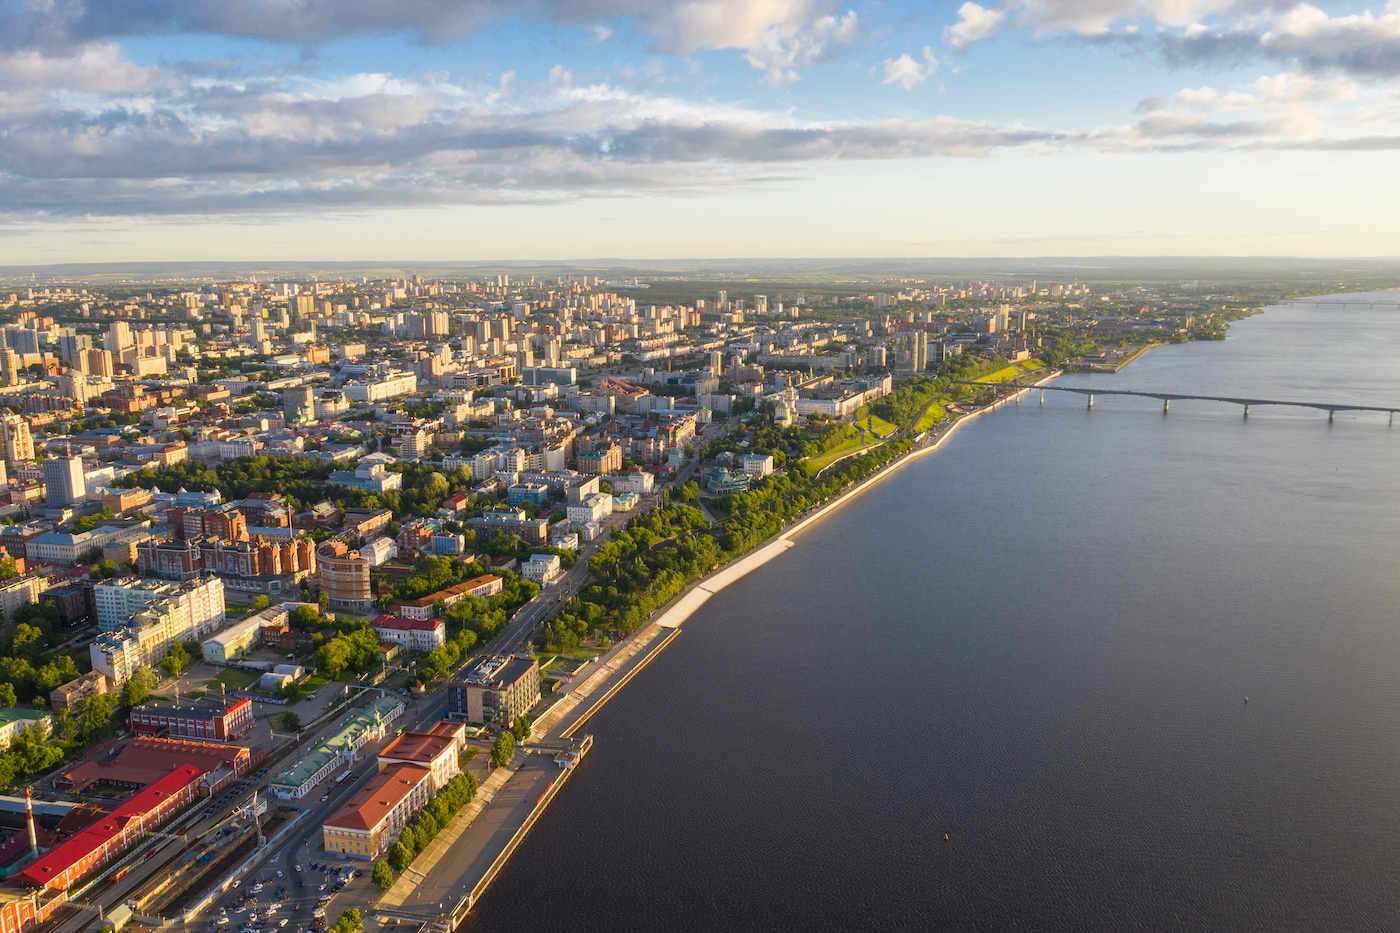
(4, 0, 1400, 261)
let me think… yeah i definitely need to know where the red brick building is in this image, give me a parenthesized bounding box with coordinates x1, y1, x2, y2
(15, 765, 205, 894)
(128, 696, 254, 742)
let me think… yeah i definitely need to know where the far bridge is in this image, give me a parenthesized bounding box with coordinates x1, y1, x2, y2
(952, 381, 1400, 423)
(1285, 299, 1400, 310)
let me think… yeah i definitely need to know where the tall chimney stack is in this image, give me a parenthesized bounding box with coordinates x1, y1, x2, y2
(25, 786, 38, 856)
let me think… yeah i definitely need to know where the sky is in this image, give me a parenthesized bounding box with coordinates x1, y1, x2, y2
(4, 0, 1400, 263)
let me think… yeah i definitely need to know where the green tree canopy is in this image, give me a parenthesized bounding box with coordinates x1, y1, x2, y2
(491, 731, 516, 768)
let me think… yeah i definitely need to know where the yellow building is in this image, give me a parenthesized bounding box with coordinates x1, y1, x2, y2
(378, 728, 460, 791)
(322, 763, 432, 860)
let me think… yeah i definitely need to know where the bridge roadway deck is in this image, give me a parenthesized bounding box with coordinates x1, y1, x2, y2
(954, 381, 1400, 415)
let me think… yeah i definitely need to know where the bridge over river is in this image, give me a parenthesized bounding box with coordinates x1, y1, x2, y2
(1284, 298, 1400, 310)
(953, 381, 1400, 423)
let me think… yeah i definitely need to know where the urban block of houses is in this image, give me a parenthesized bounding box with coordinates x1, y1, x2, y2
(90, 576, 227, 684)
(0, 708, 52, 749)
(269, 695, 405, 799)
(448, 655, 540, 726)
(521, 553, 562, 585)
(466, 508, 549, 545)
(127, 695, 255, 743)
(372, 615, 447, 653)
(566, 493, 613, 527)
(321, 722, 464, 860)
(392, 575, 503, 620)
(327, 461, 402, 493)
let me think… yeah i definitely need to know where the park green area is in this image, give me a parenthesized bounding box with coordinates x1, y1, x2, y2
(806, 438, 879, 472)
(864, 414, 899, 438)
(974, 359, 1046, 383)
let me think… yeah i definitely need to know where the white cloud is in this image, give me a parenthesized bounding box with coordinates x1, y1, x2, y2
(1260, 3, 1400, 75)
(742, 10, 860, 85)
(882, 47, 939, 89)
(1096, 69, 1385, 151)
(0, 0, 863, 83)
(945, 3, 1006, 47)
(548, 64, 574, 88)
(0, 61, 1067, 217)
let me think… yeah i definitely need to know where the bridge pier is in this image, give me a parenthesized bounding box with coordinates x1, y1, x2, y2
(1243, 405, 1249, 418)
(1329, 410, 1335, 423)
(1162, 399, 1169, 413)
(1087, 394, 1094, 410)
(1039, 390, 1044, 405)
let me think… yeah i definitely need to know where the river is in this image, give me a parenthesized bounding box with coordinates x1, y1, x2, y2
(464, 293, 1400, 932)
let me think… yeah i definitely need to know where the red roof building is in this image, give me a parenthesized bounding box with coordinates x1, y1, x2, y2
(128, 695, 254, 742)
(372, 615, 446, 652)
(55, 736, 254, 795)
(321, 763, 432, 861)
(392, 575, 502, 621)
(378, 730, 460, 790)
(17, 765, 205, 894)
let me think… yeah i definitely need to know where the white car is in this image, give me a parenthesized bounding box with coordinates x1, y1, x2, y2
(217, 919, 230, 926)
(275, 871, 283, 878)
(295, 865, 302, 872)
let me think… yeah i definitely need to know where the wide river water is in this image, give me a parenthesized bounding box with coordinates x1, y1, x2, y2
(465, 294, 1400, 932)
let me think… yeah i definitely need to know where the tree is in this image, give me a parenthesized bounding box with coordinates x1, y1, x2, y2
(0, 555, 16, 581)
(280, 712, 301, 732)
(331, 909, 362, 933)
(121, 668, 156, 708)
(510, 715, 531, 742)
(490, 731, 516, 768)
(292, 605, 322, 629)
(318, 591, 330, 614)
(75, 693, 116, 737)
(0, 683, 15, 707)
(387, 839, 412, 873)
(316, 639, 349, 678)
(162, 641, 189, 677)
(252, 595, 271, 612)
(372, 861, 393, 889)
(11, 624, 44, 661)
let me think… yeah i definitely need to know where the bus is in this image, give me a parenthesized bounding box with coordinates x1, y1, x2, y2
(334, 770, 352, 785)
